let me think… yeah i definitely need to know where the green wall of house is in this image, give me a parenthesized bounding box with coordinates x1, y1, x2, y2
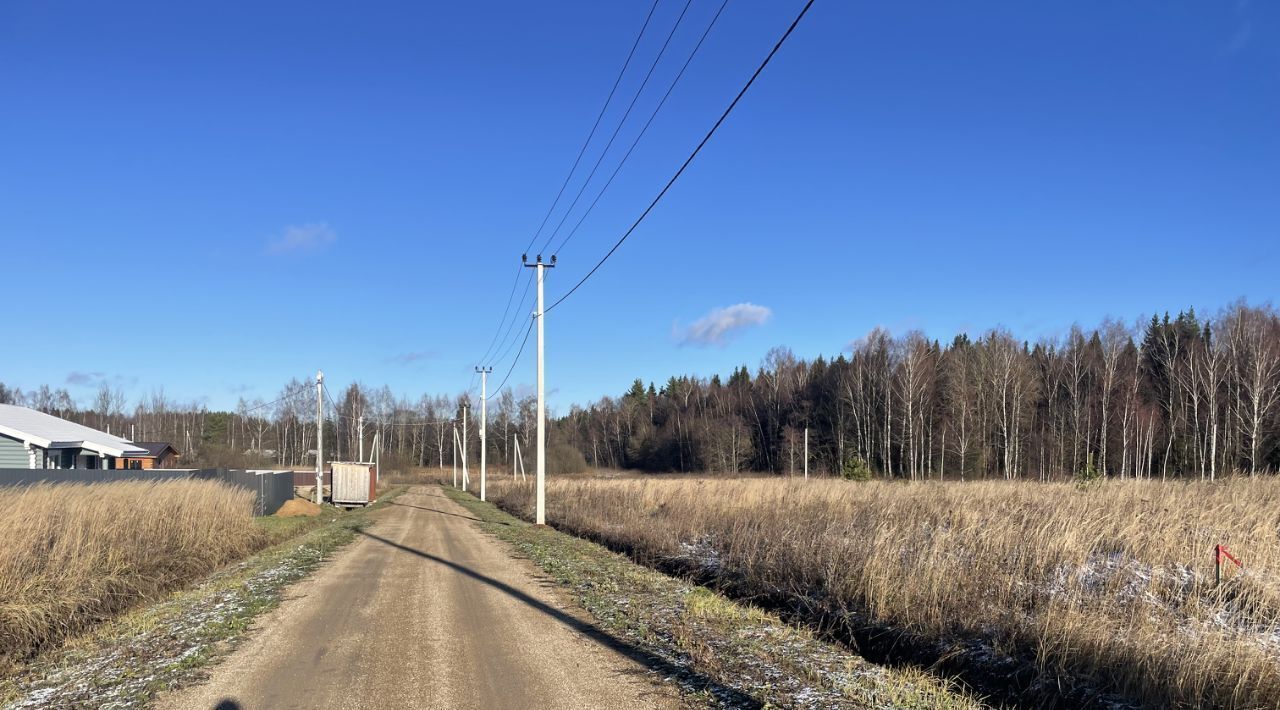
(0, 435, 30, 468)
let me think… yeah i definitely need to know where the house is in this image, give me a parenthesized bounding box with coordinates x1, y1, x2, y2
(118, 442, 181, 469)
(0, 404, 148, 469)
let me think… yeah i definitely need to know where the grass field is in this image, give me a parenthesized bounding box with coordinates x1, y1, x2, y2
(488, 475, 1280, 708)
(0, 480, 267, 669)
(444, 484, 982, 709)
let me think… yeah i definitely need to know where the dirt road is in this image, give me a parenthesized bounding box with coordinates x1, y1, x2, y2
(159, 486, 683, 710)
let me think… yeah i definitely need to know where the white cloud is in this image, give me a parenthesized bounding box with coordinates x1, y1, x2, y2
(677, 303, 772, 347)
(267, 222, 337, 254)
(65, 371, 137, 389)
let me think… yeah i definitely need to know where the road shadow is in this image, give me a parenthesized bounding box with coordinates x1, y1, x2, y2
(389, 501, 481, 522)
(357, 530, 758, 708)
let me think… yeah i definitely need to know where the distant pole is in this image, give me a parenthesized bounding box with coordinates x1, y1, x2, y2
(358, 415, 364, 462)
(452, 423, 458, 488)
(475, 366, 492, 501)
(463, 401, 473, 491)
(462, 403, 469, 490)
(804, 427, 809, 480)
(523, 253, 555, 525)
(315, 370, 324, 505)
(372, 431, 380, 486)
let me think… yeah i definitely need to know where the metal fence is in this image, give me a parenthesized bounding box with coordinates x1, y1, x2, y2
(0, 468, 297, 515)
(194, 469, 297, 516)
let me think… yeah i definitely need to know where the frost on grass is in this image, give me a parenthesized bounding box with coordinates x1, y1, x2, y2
(457, 494, 979, 710)
(1044, 552, 1280, 659)
(4, 541, 336, 709)
(673, 537, 723, 576)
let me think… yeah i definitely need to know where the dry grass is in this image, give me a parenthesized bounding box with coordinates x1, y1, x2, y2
(488, 476, 1280, 708)
(0, 480, 265, 667)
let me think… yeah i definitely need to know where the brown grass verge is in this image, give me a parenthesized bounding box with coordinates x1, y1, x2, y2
(488, 476, 1280, 708)
(0, 480, 265, 668)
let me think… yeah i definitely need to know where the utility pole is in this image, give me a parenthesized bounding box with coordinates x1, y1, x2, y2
(475, 366, 492, 501)
(468, 401, 473, 491)
(804, 427, 809, 480)
(315, 371, 324, 505)
(452, 422, 458, 488)
(523, 253, 555, 525)
(358, 415, 364, 462)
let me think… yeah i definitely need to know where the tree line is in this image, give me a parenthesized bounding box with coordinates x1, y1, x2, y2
(556, 301, 1280, 480)
(0, 377, 573, 473)
(3, 300, 1277, 479)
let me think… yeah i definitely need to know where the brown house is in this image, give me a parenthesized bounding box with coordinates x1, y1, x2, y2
(119, 442, 181, 469)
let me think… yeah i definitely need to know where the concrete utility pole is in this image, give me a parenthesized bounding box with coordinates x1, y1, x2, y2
(513, 435, 525, 481)
(461, 403, 470, 491)
(315, 371, 324, 505)
(523, 253, 555, 525)
(358, 415, 364, 462)
(452, 423, 458, 488)
(804, 427, 809, 479)
(475, 366, 492, 502)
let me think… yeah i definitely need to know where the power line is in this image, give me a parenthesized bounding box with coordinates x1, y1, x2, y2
(547, 0, 817, 313)
(476, 264, 529, 364)
(524, 0, 663, 254)
(484, 269, 534, 367)
(537, 0, 697, 255)
(487, 276, 537, 368)
(487, 319, 535, 400)
(476, 0, 662, 368)
(237, 383, 314, 416)
(552, 0, 731, 256)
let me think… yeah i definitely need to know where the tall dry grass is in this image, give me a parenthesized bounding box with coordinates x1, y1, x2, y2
(489, 477, 1280, 708)
(0, 480, 265, 666)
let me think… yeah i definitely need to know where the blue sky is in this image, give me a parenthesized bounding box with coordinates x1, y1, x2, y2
(2, 1, 1277, 412)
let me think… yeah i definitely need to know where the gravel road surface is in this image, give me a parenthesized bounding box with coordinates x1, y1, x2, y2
(158, 486, 683, 710)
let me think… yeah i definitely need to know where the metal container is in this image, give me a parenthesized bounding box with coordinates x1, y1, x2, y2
(330, 461, 376, 507)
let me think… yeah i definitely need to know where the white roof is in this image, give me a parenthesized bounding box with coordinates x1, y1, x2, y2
(0, 404, 148, 458)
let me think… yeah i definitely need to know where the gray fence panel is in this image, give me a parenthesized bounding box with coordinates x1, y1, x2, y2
(0, 468, 197, 486)
(0, 468, 297, 516)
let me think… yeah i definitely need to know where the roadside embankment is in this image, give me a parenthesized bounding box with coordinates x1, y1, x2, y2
(487, 477, 1280, 709)
(446, 485, 982, 709)
(0, 480, 264, 667)
(0, 485, 402, 708)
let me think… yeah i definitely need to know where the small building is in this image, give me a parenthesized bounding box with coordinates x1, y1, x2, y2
(118, 442, 181, 469)
(0, 404, 148, 469)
